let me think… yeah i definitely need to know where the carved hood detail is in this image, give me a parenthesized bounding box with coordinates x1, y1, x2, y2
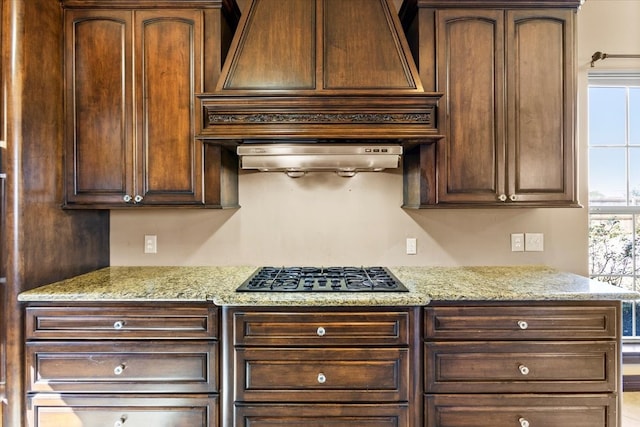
(198, 0, 442, 143)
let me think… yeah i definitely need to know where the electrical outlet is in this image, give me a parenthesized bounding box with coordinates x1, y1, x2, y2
(406, 238, 417, 255)
(525, 233, 544, 252)
(511, 233, 524, 252)
(144, 235, 157, 254)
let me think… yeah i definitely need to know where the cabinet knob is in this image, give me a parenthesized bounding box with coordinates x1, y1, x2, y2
(317, 373, 327, 383)
(114, 364, 126, 375)
(509, 194, 517, 201)
(114, 415, 127, 427)
(316, 326, 326, 337)
(518, 417, 530, 427)
(134, 195, 143, 203)
(498, 194, 508, 202)
(123, 195, 132, 203)
(113, 320, 125, 330)
(518, 365, 530, 375)
(517, 320, 528, 330)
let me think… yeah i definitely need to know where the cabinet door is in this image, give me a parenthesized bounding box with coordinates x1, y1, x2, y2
(425, 394, 616, 427)
(64, 10, 134, 206)
(436, 10, 506, 204)
(505, 9, 576, 204)
(134, 10, 204, 205)
(28, 394, 215, 427)
(236, 404, 409, 427)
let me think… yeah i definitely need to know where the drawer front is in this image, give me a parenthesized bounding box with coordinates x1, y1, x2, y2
(26, 341, 217, 393)
(25, 305, 217, 340)
(425, 394, 617, 427)
(236, 404, 409, 427)
(232, 309, 412, 346)
(27, 394, 216, 427)
(236, 348, 409, 402)
(424, 304, 618, 340)
(425, 341, 617, 393)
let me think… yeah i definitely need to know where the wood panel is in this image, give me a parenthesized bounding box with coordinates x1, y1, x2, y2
(424, 304, 618, 340)
(136, 10, 203, 204)
(26, 341, 217, 393)
(437, 9, 505, 204)
(232, 310, 410, 346)
(222, 0, 315, 90)
(65, 10, 133, 204)
(25, 305, 217, 340)
(4, 1, 110, 425)
(324, 0, 415, 89)
(27, 394, 216, 427)
(506, 9, 576, 203)
(236, 347, 409, 402)
(425, 394, 617, 427)
(236, 403, 409, 427)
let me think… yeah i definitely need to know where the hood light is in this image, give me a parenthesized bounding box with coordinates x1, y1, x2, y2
(285, 170, 307, 178)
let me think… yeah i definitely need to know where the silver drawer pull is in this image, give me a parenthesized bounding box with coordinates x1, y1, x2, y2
(316, 326, 326, 337)
(518, 365, 530, 375)
(114, 364, 126, 375)
(517, 320, 528, 330)
(113, 320, 125, 330)
(317, 373, 326, 383)
(518, 417, 530, 427)
(114, 415, 127, 427)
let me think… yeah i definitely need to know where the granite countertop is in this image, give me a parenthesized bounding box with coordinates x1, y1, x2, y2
(17, 265, 640, 306)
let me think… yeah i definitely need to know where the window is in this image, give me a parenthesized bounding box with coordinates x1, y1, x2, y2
(588, 72, 640, 338)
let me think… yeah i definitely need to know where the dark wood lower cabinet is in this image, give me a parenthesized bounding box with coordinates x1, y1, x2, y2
(235, 403, 409, 427)
(24, 303, 219, 427)
(424, 302, 621, 427)
(223, 306, 421, 427)
(28, 394, 216, 427)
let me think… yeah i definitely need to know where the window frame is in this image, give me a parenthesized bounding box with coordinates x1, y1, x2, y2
(587, 71, 640, 340)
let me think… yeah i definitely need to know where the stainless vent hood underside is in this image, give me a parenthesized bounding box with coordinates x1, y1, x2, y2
(237, 144, 402, 177)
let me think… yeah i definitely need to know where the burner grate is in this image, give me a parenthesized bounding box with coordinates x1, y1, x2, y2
(236, 266, 408, 292)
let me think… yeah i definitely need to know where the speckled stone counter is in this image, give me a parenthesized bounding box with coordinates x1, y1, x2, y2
(17, 265, 639, 306)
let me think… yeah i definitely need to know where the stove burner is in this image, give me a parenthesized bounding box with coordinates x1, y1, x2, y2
(236, 266, 408, 292)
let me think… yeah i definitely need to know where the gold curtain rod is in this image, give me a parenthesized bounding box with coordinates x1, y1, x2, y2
(591, 51, 640, 67)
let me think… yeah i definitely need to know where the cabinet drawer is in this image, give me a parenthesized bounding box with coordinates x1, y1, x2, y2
(424, 304, 618, 340)
(232, 309, 412, 346)
(236, 403, 409, 427)
(26, 341, 217, 393)
(25, 305, 217, 340)
(236, 348, 409, 402)
(425, 341, 617, 393)
(425, 394, 617, 427)
(27, 394, 216, 427)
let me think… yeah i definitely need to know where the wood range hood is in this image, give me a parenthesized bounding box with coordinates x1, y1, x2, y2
(197, 0, 443, 144)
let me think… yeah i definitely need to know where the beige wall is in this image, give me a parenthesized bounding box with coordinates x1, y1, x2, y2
(110, 0, 638, 274)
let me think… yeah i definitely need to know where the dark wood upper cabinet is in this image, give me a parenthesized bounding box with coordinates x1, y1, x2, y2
(402, 2, 580, 208)
(63, 5, 239, 209)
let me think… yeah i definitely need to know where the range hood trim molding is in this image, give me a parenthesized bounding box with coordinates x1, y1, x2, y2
(198, 93, 444, 142)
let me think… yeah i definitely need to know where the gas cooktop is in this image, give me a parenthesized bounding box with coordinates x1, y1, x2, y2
(236, 266, 408, 292)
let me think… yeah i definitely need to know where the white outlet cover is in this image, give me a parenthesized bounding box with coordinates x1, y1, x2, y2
(511, 233, 525, 252)
(525, 233, 544, 252)
(406, 238, 417, 255)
